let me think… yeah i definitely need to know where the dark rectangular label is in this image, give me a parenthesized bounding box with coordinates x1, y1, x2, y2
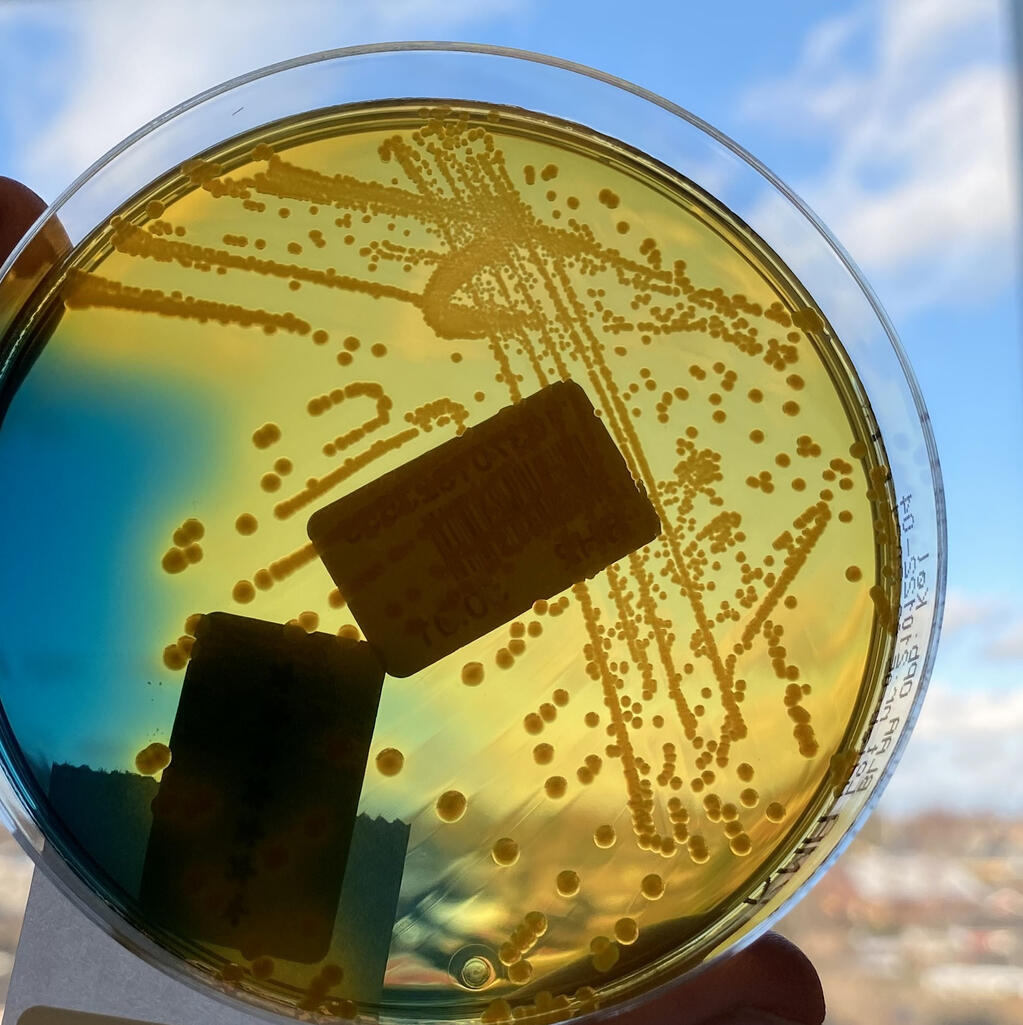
(307, 380, 661, 677)
(140, 612, 385, 963)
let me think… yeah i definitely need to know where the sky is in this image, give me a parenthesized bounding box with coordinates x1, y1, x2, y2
(0, 0, 1020, 818)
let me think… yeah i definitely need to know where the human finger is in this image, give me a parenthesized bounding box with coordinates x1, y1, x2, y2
(606, 933, 825, 1025)
(0, 177, 70, 272)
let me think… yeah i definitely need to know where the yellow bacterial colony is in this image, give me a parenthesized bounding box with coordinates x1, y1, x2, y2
(22, 102, 900, 1021)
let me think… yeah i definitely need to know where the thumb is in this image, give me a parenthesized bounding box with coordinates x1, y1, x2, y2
(607, 933, 825, 1025)
(0, 177, 70, 272)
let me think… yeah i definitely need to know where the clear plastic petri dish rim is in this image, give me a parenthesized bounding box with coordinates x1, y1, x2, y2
(0, 42, 945, 1025)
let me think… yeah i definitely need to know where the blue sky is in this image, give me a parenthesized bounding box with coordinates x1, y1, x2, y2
(0, 0, 1020, 815)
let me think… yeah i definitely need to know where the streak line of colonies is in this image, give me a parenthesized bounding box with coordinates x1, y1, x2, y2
(573, 581, 660, 848)
(273, 427, 420, 520)
(384, 136, 522, 401)
(65, 271, 313, 336)
(110, 223, 423, 308)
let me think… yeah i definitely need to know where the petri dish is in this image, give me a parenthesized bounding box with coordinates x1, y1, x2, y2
(0, 44, 945, 1024)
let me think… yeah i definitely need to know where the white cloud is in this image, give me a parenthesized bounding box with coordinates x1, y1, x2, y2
(878, 678, 1023, 815)
(880, 0, 1001, 67)
(986, 618, 1023, 659)
(928, 590, 1023, 659)
(940, 588, 1004, 634)
(739, 0, 1019, 314)
(910, 679, 1023, 738)
(1, 0, 523, 201)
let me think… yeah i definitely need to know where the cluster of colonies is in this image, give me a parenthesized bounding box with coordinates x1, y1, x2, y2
(217, 958, 352, 1017)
